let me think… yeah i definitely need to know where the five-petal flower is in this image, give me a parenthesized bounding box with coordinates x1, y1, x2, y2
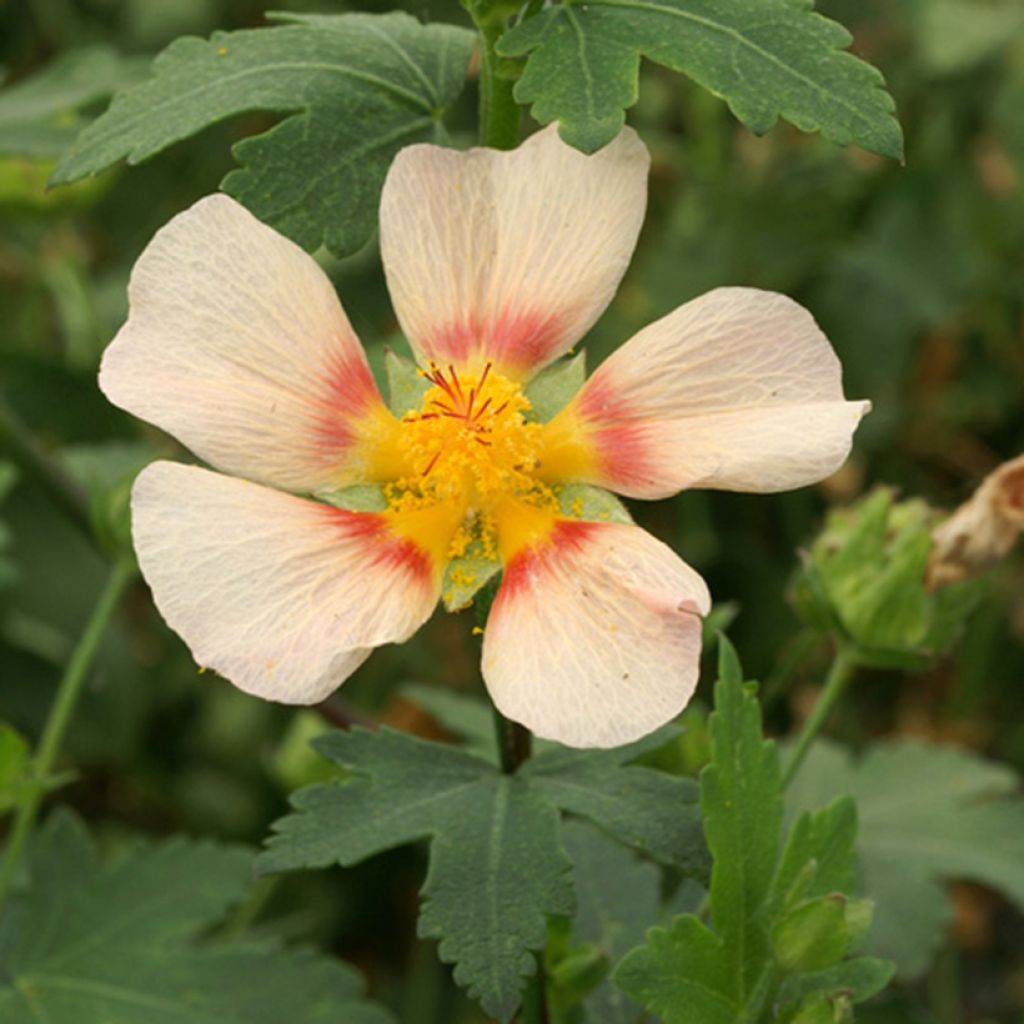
(100, 125, 868, 748)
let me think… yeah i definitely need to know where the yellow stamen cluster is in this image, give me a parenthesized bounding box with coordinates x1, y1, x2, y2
(385, 364, 558, 559)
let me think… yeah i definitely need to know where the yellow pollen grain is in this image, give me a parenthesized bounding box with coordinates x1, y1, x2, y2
(384, 365, 559, 560)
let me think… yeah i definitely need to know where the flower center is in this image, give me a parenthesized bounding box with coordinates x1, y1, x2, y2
(385, 363, 557, 558)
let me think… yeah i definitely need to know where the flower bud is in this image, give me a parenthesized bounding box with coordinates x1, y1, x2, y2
(792, 488, 979, 668)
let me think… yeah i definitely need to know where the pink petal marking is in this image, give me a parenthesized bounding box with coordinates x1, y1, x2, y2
(423, 306, 567, 376)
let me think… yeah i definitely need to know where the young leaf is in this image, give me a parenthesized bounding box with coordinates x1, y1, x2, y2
(787, 739, 1024, 977)
(701, 638, 782, 997)
(614, 641, 888, 1021)
(0, 811, 393, 1024)
(770, 796, 857, 913)
(260, 728, 573, 1023)
(50, 13, 475, 256)
(614, 640, 779, 1021)
(498, 0, 903, 160)
(614, 915, 737, 1024)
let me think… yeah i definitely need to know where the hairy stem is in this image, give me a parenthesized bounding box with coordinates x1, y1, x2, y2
(780, 646, 857, 789)
(0, 558, 136, 913)
(473, 13, 520, 149)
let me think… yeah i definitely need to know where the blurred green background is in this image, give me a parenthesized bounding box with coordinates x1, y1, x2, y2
(1, 0, 1023, 1021)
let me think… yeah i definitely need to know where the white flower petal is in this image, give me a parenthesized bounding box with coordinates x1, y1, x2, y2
(379, 125, 649, 379)
(133, 461, 440, 703)
(481, 521, 710, 748)
(101, 194, 388, 494)
(561, 287, 868, 498)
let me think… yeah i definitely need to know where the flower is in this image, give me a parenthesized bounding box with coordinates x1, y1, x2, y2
(100, 125, 868, 749)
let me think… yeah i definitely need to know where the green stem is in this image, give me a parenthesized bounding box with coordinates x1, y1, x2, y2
(493, 705, 532, 774)
(780, 646, 857, 789)
(474, 14, 520, 149)
(0, 391, 94, 542)
(0, 558, 136, 914)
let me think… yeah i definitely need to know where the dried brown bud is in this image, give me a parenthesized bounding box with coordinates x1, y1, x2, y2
(928, 455, 1024, 588)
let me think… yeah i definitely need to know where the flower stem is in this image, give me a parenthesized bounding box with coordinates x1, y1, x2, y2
(0, 390, 93, 543)
(473, 11, 520, 149)
(493, 706, 532, 774)
(0, 557, 136, 914)
(780, 646, 857, 789)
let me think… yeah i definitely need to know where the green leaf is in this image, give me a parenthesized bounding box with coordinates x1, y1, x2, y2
(701, 639, 781, 996)
(786, 739, 1024, 977)
(50, 13, 475, 256)
(614, 641, 778, 1022)
(561, 821, 660, 1024)
(613, 642, 887, 1021)
(615, 915, 737, 1024)
(402, 684, 502, 763)
(524, 726, 706, 873)
(260, 728, 573, 1022)
(776, 957, 895, 1009)
(0, 811, 393, 1024)
(498, 0, 903, 160)
(770, 796, 857, 913)
(0, 47, 147, 159)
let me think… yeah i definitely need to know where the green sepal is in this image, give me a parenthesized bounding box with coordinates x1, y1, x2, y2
(385, 348, 429, 417)
(442, 540, 502, 611)
(314, 483, 388, 513)
(523, 351, 586, 422)
(555, 482, 632, 523)
(771, 894, 850, 974)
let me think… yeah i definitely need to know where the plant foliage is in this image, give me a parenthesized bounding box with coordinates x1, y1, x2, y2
(259, 726, 703, 1021)
(0, 811, 393, 1024)
(499, 0, 903, 159)
(49, 13, 475, 256)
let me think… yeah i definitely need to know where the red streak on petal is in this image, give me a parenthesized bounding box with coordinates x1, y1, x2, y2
(589, 422, 661, 492)
(424, 308, 567, 374)
(319, 506, 433, 582)
(576, 372, 636, 421)
(498, 519, 603, 603)
(313, 348, 381, 453)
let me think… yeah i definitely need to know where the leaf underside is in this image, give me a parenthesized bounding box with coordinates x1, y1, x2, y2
(49, 13, 475, 256)
(499, 0, 903, 160)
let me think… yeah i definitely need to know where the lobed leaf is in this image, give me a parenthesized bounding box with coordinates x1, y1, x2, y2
(525, 726, 706, 873)
(50, 13, 475, 256)
(499, 0, 903, 159)
(260, 728, 573, 1022)
(0, 811, 392, 1024)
